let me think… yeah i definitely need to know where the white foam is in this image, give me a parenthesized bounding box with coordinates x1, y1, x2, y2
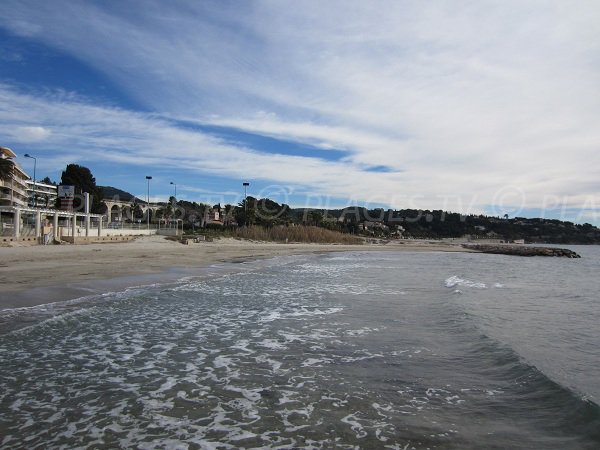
(301, 357, 333, 367)
(445, 276, 487, 289)
(256, 339, 286, 350)
(230, 339, 255, 354)
(341, 414, 367, 438)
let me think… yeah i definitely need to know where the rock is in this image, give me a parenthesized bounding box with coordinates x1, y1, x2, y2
(462, 243, 580, 258)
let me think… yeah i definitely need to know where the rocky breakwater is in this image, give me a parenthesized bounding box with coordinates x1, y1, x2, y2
(463, 243, 581, 258)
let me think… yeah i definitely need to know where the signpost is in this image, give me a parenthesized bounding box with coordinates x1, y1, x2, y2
(58, 185, 75, 211)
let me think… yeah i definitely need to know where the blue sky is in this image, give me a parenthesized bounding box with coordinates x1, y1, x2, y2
(1, 1, 599, 224)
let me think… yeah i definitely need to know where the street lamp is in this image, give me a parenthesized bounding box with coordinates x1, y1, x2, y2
(24, 153, 36, 207)
(243, 182, 250, 226)
(170, 181, 177, 200)
(146, 176, 152, 232)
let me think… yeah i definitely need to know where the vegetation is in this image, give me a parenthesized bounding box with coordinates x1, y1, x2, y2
(139, 193, 600, 245)
(231, 225, 363, 244)
(60, 164, 104, 213)
(68, 176, 600, 245)
(40, 176, 56, 185)
(289, 207, 600, 244)
(100, 186, 139, 202)
(0, 158, 15, 181)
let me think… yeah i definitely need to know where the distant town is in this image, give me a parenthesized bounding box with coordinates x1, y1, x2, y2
(2, 145, 600, 245)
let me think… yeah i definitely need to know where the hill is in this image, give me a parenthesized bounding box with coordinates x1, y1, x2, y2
(290, 206, 600, 244)
(100, 186, 140, 202)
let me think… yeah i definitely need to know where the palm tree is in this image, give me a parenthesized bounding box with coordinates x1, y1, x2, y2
(165, 202, 174, 219)
(224, 204, 233, 226)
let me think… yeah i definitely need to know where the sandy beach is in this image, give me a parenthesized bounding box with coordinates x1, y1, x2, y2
(0, 236, 468, 309)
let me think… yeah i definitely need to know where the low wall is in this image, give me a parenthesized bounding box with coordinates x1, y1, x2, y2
(100, 228, 157, 237)
(2, 227, 158, 244)
(1, 236, 40, 244)
(61, 235, 137, 244)
(60, 227, 157, 237)
(156, 229, 181, 236)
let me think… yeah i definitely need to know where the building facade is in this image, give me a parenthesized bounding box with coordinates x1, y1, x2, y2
(0, 146, 31, 207)
(0, 147, 59, 208)
(26, 179, 58, 208)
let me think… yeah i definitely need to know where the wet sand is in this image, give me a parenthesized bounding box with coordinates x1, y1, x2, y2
(0, 236, 468, 309)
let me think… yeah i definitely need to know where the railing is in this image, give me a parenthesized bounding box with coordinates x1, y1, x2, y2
(19, 226, 36, 237)
(0, 179, 28, 196)
(0, 190, 28, 203)
(0, 223, 13, 237)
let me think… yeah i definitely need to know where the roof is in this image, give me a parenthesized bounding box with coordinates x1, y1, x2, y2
(13, 164, 29, 178)
(0, 146, 17, 158)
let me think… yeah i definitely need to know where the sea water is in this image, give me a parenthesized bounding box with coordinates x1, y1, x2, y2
(1, 248, 599, 449)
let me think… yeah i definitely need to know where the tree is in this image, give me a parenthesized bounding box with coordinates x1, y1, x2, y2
(223, 204, 233, 226)
(236, 196, 257, 226)
(133, 204, 144, 221)
(60, 164, 104, 213)
(0, 158, 14, 181)
(165, 203, 174, 220)
(308, 210, 324, 226)
(40, 176, 56, 185)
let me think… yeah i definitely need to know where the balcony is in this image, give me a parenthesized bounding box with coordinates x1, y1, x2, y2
(0, 192, 28, 207)
(0, 179, 28, 197)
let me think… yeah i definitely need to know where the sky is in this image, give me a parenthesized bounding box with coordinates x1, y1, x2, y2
(1, 0, 599, 224)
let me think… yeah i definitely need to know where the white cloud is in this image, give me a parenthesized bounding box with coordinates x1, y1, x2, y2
(11, 126, 51, 142)
(0, 85, 405, 205)
(0, 0, 599, 220)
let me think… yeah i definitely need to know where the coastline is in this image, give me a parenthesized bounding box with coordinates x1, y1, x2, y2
(0, 236, 469, 310)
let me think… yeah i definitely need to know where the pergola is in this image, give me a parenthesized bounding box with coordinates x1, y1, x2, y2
(0, 205, 104, 242)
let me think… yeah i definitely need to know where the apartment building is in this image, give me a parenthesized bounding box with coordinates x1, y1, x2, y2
(0, 146, 30, 207)
(0, 147, 59, 208)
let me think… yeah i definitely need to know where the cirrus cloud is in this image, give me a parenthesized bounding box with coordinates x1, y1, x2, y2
(0, 0, 599, 222)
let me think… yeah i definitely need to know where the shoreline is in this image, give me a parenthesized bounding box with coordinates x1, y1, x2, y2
(0, 236, 469, 310)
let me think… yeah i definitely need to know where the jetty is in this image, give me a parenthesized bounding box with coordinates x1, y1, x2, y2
(462, 243, 580, 258)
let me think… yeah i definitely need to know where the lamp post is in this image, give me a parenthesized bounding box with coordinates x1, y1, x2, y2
(243, 182, 250, 226)
(24, 153, 36, 207)
(146, 176, 152, 232)
(170, 181, 177, 231)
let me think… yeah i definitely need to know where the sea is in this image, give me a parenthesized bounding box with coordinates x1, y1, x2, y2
(1, 246, 599, 449)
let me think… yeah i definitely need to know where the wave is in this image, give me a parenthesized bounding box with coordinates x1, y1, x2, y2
(444, 276, 506, 290)
(445, 309, 600, 446)
(444, 275, 487, 289)
(0, 253, 319, 336)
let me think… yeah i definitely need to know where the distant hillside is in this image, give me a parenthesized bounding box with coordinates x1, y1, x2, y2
(290, 206, 600, 244)
(100, 186, 140, 202)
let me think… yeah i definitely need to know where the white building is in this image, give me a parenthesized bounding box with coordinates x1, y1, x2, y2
(0, 146, 30, 207)
(26, 179, 58, 208)
(1, 146, 58, 208)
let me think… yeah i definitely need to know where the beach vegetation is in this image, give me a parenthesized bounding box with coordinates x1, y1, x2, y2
(230, 225, 362, 244)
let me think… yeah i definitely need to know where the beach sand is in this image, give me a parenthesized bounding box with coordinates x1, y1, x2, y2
(0, 236, 468, 309)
